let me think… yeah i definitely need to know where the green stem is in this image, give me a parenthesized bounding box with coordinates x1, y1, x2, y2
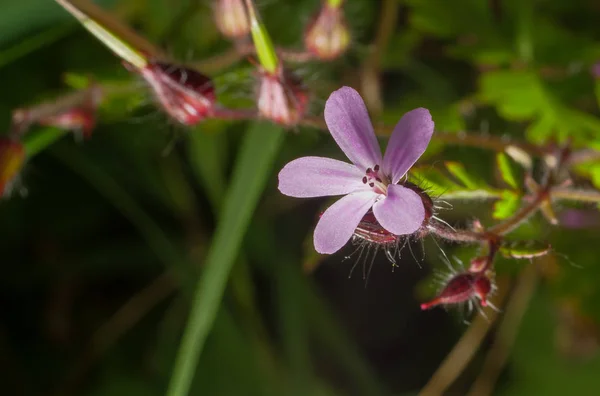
(166, 122, 284, 396)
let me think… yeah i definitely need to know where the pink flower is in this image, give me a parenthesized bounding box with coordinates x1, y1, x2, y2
(278, 86, 434, 254)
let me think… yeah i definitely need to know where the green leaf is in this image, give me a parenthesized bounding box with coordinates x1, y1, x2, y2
(410, 167, 500, 200)
(444, 161, 484, 189)
(499, 240, 551, 259)
(493, 190, 521, 219)
(167, 122, 285, 396)
(479, 69, 600, 144)
(496, 152, 520, 189)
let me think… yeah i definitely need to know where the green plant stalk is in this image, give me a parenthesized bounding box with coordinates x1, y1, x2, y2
(55, 0, 150, 68)
(166, 122, 285, 396)
(244, 0, 279, 74)
(24, 128, 68, 157)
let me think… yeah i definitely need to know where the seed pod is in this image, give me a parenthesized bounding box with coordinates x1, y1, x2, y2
(421, 272, 492, 310)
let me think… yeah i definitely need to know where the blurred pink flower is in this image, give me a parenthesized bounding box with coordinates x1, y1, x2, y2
(278, 86, 434, 254)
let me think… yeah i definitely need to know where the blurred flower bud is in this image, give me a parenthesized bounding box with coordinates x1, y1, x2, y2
(214, 0, 251, 39)
(0, 139, 25, 197)
(257, 67, 308, 126)
(304, 1, 350, 61)
(39, 107, 96, 138)
(421, 272, 492, 310)
(591, 62, 600, 79)
(140, 61, 216, 125)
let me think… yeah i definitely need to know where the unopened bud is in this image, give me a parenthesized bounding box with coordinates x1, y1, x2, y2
(421, 272, 492, 310)
(214, 0, 251, 39)
(140, 61, 216, 125)
(0, 139, 25, 197)
(304, 1, 350, 60)
(257, 68, 308, 126)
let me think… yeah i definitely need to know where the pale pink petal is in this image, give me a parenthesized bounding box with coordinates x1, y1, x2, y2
(372, 184, 424, 235)
(324, 86, 382, 171)
(314, 191, 379, 254)
(383, 108, 434, 183)
(278, 156, 366, 197)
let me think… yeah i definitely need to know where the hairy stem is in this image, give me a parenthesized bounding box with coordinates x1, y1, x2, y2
(488, 191, 547, 235)
(551, 187, 600, 203)
(427, 221, 487, 243)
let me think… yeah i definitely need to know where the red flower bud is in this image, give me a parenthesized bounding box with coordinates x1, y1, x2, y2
(0, 139, 25, 197)
(39, 107, 96, 138)
(304, 1, 350, 60)
(257, 67, 308, 126)
(140, 61, 216, 125)
(421, 272, 492, 310)
(214, 0, 251, 39)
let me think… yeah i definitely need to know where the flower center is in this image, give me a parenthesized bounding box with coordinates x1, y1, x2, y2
(361, 164, 389, 195)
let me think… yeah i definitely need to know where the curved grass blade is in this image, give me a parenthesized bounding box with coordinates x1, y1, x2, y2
(167, 122, 284, 396)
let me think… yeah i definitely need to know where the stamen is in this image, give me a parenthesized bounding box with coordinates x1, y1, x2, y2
(374, 164, 379, 171)
(362, 176, 367, 184)
(369, 182, 375, 187)
(376, 177, 382, 182)
(366, 167, 372, 174)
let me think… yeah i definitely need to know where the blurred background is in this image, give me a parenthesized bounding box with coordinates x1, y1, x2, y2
(2, 0, 600, 395)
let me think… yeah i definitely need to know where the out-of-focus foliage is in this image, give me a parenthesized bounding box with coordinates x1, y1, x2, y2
(3, 1, 600, 395)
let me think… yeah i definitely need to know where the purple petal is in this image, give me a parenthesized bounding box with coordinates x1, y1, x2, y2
(383, 108, 434, 183)
(278, 156, 366, 198)
(372, 184, 424, 235)
(324, 86, 382, 171)
(314, 191, 379, 254)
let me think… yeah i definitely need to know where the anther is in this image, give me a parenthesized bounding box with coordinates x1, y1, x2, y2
(362, 176, 367, 184)
(376, 177, 382, 182)
(374, 165, 379, 171)
(366, 167, 372, 174)
(369, 182, 375, 187)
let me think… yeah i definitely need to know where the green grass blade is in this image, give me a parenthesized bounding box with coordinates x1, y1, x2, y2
(24, 128, 68, 157)
(166, 122, 285, 396)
